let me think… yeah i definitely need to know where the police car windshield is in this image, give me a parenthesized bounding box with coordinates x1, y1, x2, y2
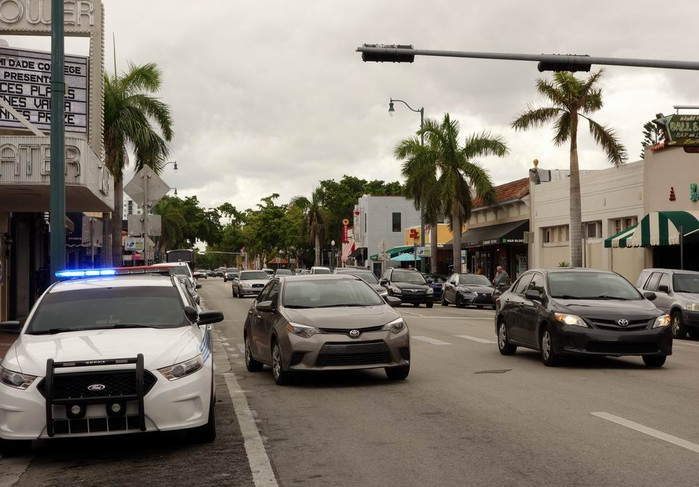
(26, 287, 189, 334)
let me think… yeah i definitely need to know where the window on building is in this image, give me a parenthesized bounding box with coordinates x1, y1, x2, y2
(542, 224, 570, 244)
(584, 221, 602, 239)
(392, 212, 401, 232)
(613, 216, 638, 235)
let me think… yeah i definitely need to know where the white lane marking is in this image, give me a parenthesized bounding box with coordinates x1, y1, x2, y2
(0, 456, 32, 486)
(224, 373, 278, 487)
(237, 343, 245, 354)
(412, 336, 451, 345)
(454, 335, 497, 344)
(591, 412, 699, 454)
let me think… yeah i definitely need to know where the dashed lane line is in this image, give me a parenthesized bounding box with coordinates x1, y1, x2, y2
(591, 412, 699, 454)
(454, 335, 497, 344)
(411, 336, 451, 345)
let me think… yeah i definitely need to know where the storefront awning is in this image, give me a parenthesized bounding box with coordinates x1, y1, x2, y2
(370, 245, 414, 260)
(443, 220, 529, 249)
(605, 211, 699, 248)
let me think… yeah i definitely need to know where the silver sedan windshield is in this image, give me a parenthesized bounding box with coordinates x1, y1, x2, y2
(283, 279, 384, 308)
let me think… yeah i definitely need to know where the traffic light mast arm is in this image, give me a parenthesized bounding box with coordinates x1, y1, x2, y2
(357, 44, 699, 71)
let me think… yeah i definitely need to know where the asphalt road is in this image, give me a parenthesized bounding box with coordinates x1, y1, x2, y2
(205, 278, 699, 487)
(2, 278, 699, 486)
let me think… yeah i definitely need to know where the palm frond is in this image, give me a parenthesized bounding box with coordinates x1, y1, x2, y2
(463, 132, 509, 158)
(552, 111, 571, 146)
(511, 107, 562, 131)
(584, 117, 627, 166)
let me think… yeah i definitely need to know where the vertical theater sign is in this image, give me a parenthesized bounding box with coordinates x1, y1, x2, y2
(0, 1, 113, 319)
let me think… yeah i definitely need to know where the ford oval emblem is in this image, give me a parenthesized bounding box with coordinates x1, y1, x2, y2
(348, 329, 361, 338)
(87, 384, 106, 391)
(617, 319, 629, 327)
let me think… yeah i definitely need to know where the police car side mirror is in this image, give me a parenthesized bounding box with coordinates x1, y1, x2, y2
(385, 296, 402, 307)
(196, 283, 202, 289)
(0, 321, 21, 333)
(199, 311, 224, 324)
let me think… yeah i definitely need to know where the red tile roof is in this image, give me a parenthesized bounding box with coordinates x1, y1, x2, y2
(472, 178, 529, 209)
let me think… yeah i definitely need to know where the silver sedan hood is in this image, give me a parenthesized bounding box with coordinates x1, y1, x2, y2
(282, 305, 400, 329)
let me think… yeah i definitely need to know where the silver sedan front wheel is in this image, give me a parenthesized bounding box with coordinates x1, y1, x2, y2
(271, 341, 290, 385)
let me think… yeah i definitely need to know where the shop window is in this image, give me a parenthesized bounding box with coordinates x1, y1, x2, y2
(584, 221, 602, 239)
(613, 216, 638, 235)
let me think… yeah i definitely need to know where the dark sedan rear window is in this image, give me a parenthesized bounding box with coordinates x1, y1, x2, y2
(548, 272, 642, 300)
(27, 286, 188, 334)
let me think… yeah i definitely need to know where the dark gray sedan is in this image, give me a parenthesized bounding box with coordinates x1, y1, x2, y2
(495, 268, 672, 367)
(244, 275, 410, 385)
(442, 273, 497, 309)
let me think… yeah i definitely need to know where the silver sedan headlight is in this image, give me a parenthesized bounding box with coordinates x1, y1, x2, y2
(286, 322, 322, 338)
(390, 287, 402, 295)
(686, 303, 699, 311)
(653, 314, 671, 328)
(381, 317, 405, 334)
(554, 313, 589, 327)
(0, 366, 36, 390)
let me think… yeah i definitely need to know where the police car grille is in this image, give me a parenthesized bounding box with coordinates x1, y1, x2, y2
(38, 371, 158, 400)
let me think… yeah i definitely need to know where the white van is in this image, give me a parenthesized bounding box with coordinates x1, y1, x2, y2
(309, 266, 331, 274)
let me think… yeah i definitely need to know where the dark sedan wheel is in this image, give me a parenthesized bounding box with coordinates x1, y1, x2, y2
(497, 321, 517, 355)
(232, 286, 237, 298)
(426, 301, 433, 308)
(385, 364, 410, 380)
(671, 311, 687, 339)
(245, 335, 263, 372)
(642, 355, 666, 368)
(540, 325, 560, 366)
(272, 340, 291, 385)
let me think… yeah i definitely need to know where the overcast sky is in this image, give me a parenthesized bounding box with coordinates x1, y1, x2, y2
(5, 1, 699, 213)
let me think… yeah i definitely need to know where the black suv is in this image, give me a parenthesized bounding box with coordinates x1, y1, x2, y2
(380, 268, 433, 307)
(494, 268, 672, 367)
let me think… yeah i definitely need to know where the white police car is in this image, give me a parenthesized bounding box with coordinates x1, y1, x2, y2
(0, 268, 223, 454)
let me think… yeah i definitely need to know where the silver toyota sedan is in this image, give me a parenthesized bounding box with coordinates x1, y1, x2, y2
(243, 275, 410, 385)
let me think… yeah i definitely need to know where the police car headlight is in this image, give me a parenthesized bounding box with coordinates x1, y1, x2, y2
(286, 322, 321, 338)
(0, 366, 36, 390)
(158, 356, 204, 381)
(382, 317, 405, 334)
(653, 314, 671, 329)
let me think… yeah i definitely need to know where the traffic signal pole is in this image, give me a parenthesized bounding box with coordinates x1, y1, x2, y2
(357, 44, 699, 72)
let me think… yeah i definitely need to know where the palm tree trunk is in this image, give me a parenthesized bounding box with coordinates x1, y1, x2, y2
(452, 202, 462, 274)
(569, 114, 582, 267)
(102, 212, 112, 266)
(430, 219, 438, 274)
(112, 179, 124, 266)
(314, 233, 321, 266)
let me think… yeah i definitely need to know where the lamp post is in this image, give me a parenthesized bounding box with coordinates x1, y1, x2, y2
(389, 98, 426, 271)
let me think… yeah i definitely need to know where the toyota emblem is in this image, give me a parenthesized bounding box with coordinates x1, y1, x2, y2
(348, 329, 361, 338)
(87, 384, 106, 391)
(617, 319, 629, 327)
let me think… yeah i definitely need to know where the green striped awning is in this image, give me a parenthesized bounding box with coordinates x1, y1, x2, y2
(604, 211, 699, 248)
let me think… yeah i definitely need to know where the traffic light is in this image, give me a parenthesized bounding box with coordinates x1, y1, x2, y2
(361, 44, 415, 63)
(537, 55, 591, 72)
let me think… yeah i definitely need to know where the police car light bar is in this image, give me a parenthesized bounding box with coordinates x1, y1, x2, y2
(55, 269, 117, 278)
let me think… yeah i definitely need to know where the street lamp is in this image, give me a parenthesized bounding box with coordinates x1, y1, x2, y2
(389, 98, 426, 271)
(164, 161, 178, 171)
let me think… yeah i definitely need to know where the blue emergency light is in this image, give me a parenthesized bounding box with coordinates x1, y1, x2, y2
(55, 268, 117, 279)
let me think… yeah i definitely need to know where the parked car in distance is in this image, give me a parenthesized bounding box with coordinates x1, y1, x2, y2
(232, 270, 270, 298)
(223, 268, 239, 282)
(334, 267, 388, 296)
(214, 268, 225, 278)
(193, 269, 208, 279)
(274, 269, 293, 277)
(442, 273, 497, 309)
(309, 266, 331, 274)
(422, 273, 447, 301)
(380, 268, 433, 308)
(243, 275, 409, 385)
(262, 268, 275, 276)
(151, 262, 196, 289)
(495, 268, 672, 367)
(635, 268, 699, 339)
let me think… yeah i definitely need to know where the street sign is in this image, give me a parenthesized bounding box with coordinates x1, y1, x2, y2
(124, 167, 171, 211)
(654, 114, 699, 147)
(127, 214, 162, 237)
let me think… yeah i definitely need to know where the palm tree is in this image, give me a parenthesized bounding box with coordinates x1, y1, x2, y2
(397, 114, 507, 274)
(512, 70, 626, 267)
(153, 196, 187, 257)
(104, 62, 174, 266)
(290, 188, 326, 266)
(395, 136, 440, 273)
